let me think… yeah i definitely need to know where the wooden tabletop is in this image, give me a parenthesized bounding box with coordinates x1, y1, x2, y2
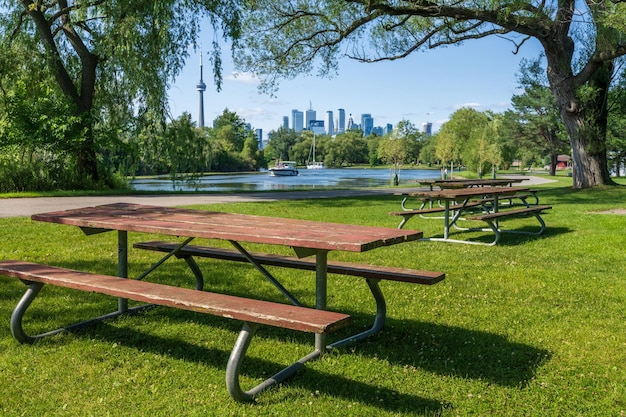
(418, 178, 528, 188)
(408, 186, 530, 200)
(32, 203, 422, 253)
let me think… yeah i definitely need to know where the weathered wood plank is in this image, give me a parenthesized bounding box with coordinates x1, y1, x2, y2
(0, 260, 351, 334)
(133, 241, 445, 285)
(32, 203, 422, 253)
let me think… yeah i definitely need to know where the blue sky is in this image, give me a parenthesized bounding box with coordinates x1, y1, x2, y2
(168, 35, 545, 140)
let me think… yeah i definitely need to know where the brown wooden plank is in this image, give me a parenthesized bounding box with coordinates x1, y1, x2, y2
(466, 205, 552, 221)
(133, 241, 445, 285)
(32, 203, 423, 253)
(0, 260, 351, 334)
(389, 201, 483, 217)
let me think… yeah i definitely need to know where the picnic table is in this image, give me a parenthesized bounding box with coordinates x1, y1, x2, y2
(1, 203, 445, 401)
(390, 187, 552, 245)
(418, 177, 529, 190)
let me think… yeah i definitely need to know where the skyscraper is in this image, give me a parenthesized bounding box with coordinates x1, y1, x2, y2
(361, 113, 373, 136)
(292, 109, 304, 132)
(305, 101, 316, 130)
(196, 51, 207, 128)
(282, 116, 289, 130)
(347, 113, 354, 130)
(337, 108, 345, 133)
(422, 122, 433, 136)
(325, 111, 334, 135)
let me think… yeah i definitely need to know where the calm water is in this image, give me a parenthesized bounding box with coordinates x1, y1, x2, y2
(131, 168, 439, 192)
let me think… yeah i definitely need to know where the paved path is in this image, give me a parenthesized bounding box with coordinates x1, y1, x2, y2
(0, 175, 555, 218)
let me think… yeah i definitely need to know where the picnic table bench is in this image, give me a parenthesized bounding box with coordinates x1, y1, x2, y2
(464, 205, 552, 245)
(133, 241, 445, 286)
(0, 260, 351, 402)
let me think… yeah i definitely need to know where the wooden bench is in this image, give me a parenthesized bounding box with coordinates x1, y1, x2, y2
(133, 241, 445, 286)
(0, 260, 351, 403)
(389, 200, 484, 229)
(465, 205, 552, 245)
(134, 240, 445, 349)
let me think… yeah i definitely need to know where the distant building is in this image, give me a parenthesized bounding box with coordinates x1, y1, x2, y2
(346, 113, 355, 131)
(309, 120, 325, 135)
(325, 111, 334, 135)
(255, 129, 263, 148)
(383, 123, 393, 136)
(337, 108, 345, 133)
(372, 126, 384, 136)
(422, 122, 433, 136)
(282, 116, 289, 130)
(305, 103, 316, 130)
(361, 113, 373, 136)
(292, 109, 304, 132)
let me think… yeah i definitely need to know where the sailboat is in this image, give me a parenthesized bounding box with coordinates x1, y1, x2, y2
(306, 134, 325, 169)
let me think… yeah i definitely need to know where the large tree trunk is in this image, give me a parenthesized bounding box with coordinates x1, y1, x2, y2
(544, 41, 615, 188)
(559, 61, 615, 188)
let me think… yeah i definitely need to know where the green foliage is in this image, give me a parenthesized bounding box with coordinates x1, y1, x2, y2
(0, 0, 242, 189)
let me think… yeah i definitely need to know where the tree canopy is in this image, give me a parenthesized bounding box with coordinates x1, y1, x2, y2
(234, 0, 626, 188)
(0, 0, 241, 186)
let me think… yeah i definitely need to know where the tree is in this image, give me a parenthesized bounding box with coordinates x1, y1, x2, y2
(1, 1, 240, 186)
(327, 131, 368, 166)
(507, 58, 569, 175)
(436, 108, 490, 175)
(265, 127, 299, 162)
(235, 1, 626, 188)
(378, 136, 407, 183)
(212, 109, 249, 152)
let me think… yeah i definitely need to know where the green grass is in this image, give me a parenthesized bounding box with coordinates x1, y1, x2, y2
(1, 176, 626, 416)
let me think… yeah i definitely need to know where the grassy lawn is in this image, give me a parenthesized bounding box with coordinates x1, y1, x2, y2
(1, 175, 625, 416)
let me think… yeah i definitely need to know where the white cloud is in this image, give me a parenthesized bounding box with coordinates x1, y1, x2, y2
(225, 72, 259, 85)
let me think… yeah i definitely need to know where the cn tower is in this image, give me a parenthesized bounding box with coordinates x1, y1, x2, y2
(196, 50, 207, 128)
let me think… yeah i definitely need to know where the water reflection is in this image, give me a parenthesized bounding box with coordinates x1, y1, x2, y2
(131, 168, 439, 192)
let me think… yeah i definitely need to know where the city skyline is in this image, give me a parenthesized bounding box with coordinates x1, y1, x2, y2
(171, 34, 545, 141)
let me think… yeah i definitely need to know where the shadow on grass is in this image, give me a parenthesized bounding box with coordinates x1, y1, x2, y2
(419, 225, 571, 246)
(4, 295, 549, 413)
(67, 317, 448, 414)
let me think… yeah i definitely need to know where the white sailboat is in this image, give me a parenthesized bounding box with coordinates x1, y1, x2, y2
(306, 134, 325, 169)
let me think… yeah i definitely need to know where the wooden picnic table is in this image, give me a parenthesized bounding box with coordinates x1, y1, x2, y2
(22, 203, 442, 399)
(31, 203, 424, 344)
(418, 177, 529, 190)
(391, 187, 551, 245)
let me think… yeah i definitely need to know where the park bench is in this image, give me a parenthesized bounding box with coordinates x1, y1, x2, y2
(0, 260, 351, 402)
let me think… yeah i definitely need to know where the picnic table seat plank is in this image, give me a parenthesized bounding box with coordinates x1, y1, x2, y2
(133, 241, 445, 286)
(33, 203, 422, 253)
(463, 205, 552, 246)
(0, 260, 349, 333)
(389, 200, 483, 216)
(0, 260, 351, 402)
(465, 205, 552, 222)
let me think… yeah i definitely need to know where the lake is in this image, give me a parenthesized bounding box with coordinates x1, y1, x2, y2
(131, 168, 440, 192)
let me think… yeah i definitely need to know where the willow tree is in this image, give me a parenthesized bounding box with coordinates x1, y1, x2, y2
(235, 1, 626, 189)
(1, 1, 240, 185)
